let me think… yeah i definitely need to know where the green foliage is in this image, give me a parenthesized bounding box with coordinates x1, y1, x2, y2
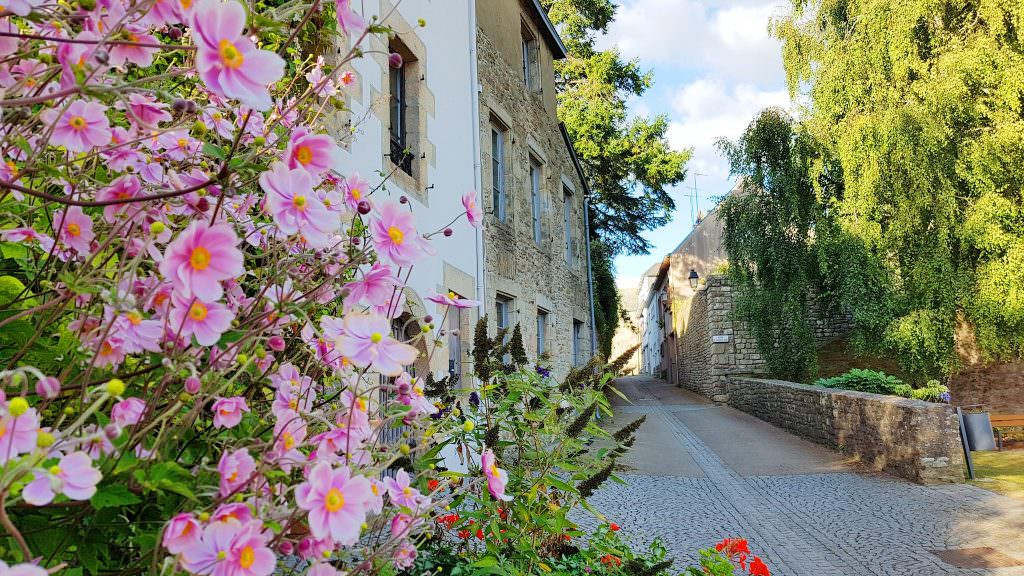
(815, 369, 950, 402)
(772, 0, 1024, 377)
(815, 369, 910, 396)
(541, 0, 691, 359)
(718, 108, 837, 381)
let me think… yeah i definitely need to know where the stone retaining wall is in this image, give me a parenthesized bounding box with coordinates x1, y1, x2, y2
(728, 377, 966, 484)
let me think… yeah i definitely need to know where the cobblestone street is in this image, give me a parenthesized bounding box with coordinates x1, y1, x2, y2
(573, 376, 1024, 576)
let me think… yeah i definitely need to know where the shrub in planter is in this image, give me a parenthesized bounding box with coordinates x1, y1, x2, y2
(815, 369, 909, 396)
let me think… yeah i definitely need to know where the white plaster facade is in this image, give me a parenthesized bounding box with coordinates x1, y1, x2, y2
(336, 0, 482, 382)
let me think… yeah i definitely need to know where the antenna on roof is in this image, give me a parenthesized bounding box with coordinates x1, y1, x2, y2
(687, 172, 706, 228)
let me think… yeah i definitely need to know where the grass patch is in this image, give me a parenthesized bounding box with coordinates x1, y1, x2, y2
(970, 450, 1024, 500)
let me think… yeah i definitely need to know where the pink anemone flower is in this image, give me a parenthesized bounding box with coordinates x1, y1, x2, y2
(341, 173, 369, 210)
(0, 561, 47, 576)
(40, 100, 111, 153)
(218, 448, 256, 497)
(259, 162, 338, 249)
(55, 206, 94, 254)
(0, 404, 38, 464)
(97, 175, 144, 223)
(336, 312, 418, 377)
(159, 222, 245, 302)
(22, 451, 102, 505)
(192, 0, 285, 111)
(180, 520, 275, 576)
(462, 190, 483, 229)
(167, 294, 235, 346)
(370, 202, 426, 267)
(111, 397, 147, 427)
(162, 513, 202, 554)
(210, 396, 249, 429)
(335, 0, 367, 35)
(482, 449, 512, 501)
(285, 128, 340, 176)
(426, 290, 480, 309)
(343, 263, 400, 308)
(108, 25, 160, 67)
(295, 462, 373, 546)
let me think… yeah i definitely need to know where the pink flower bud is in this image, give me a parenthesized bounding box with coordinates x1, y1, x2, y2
(388, 52, 403, 68)
(279, 541, 293, 555)
(104, 423, 122, 440)
(36, 377, 61, 399)
(268, 336, 286, 352)
(184, 376, 201, 394)
(443, 227, 453, 237)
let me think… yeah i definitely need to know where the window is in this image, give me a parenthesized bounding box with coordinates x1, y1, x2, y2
(521, 22, 538, 90)
(491, 125, 506, 222)
(563, 187, 574, 266)
(447, 295, 464, 380)
(495, 295, 512, 331)
(388, 42, 412, 175)
(536, 309, 548, 357)
(573, 320, 584, 366)
(530, 157, 542, 245)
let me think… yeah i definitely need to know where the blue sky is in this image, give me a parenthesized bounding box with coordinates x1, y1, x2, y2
(596, 0, 793, 287)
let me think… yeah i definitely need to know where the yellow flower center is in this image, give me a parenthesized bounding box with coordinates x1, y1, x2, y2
(387, 226, 404, 245)
(228, 470, 239, 482)
(325, 487, 345, 512)
(282, 431, 294, 449)
(0, 423, 6, 438)
(448, 291, 457, 299)
(371, 484, 379, 496)
(126, 311, 143, 325)
(188, 301, 208, 322)
(356, 397, 368, 412)
(190, 246, 211, 270)
(403, 487, 412, 496)
(370, 332, 383, 343)
(288, 398, 297, 409)
(238, 546, 255, 569)
(351, 188, 361, 200)
(49, 465, 61, 476)
(179, 0, 192, 9)
(489, 464, 500, 477)
(217, 551, 228, 561)
(100, 341, 114, 355)
(177, 138, 188, 148)
(66, 222, 81, 237)
(68, 116, 86, 130)
(295, 145, 313, 166)
(218, 39, 244, 69)
(292, 195, 307, 210)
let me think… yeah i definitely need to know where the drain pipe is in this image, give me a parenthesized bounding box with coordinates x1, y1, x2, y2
(583, 196, 597, 359)
(467, 0, 485, 352)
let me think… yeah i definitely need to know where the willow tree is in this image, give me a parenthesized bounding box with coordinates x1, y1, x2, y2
(773, 0, 1024, 377)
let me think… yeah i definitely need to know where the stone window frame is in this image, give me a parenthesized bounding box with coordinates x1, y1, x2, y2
(572, 319, 584, 366)
(536, 307, 550, 358)
(490, 116, 509, 223)
(561, 176, 576, 269)
(520, 19, 540, 93)
(528, 154, 545, 247)
(369, 2, 435, 206)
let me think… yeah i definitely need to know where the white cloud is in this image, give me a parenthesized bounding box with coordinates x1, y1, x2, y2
(601, 0, 788, 85)
(666, 79, 789, 180)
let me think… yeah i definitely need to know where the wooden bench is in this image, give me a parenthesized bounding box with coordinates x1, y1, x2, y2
(991, 414, 1024, 450)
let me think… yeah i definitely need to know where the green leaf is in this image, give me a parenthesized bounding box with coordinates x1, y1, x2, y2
(202, 142, 226, 160)
(91, 484, 142, 509)
(0, 242, 28, 260)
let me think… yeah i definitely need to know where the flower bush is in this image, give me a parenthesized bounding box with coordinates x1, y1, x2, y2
(0, 0, 491, 572)
(814, 369, 949, 403)
(0, 0, 776, 572)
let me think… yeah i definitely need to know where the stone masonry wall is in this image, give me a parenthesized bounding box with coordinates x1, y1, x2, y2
(676, 276, 765, 401)
(476, 17, 592, 381)
(728, 377, 966, 484)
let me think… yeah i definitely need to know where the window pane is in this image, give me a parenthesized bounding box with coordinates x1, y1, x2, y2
(563, 191, 572, 264)
(531, 160, 541, 245)
(491, 128, 504, 222)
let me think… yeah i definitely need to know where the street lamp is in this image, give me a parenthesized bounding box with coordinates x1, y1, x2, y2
(688, 269, 699, 290)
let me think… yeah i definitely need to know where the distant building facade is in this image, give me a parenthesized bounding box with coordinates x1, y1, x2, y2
(609, 283, 641, 374)
(631, 203, 729, 383)
(475, 0, 595, 380)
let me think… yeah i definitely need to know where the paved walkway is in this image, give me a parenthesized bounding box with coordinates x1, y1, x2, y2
(574, 376, 1024, 576)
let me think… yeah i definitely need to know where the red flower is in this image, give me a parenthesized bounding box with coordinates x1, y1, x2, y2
(749, 557, 770, 576)
(562, 534, 572, 541)
(457, 529, 470, 539)
(427, 479, 439, 492)
(475, 528, 484, 540)
(600, 554, 622, 567)
(609, 522, 620, 532)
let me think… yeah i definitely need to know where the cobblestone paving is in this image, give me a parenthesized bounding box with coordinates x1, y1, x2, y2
(572, 376, 1024, 576)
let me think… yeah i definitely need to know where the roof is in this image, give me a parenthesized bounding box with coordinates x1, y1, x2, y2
(526, 0, 568, 60)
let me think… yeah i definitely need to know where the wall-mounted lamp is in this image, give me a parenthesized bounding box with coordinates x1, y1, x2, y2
(688, 269, 699, 290)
